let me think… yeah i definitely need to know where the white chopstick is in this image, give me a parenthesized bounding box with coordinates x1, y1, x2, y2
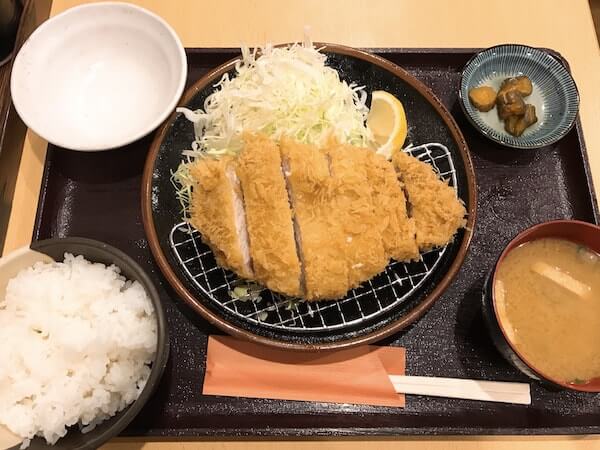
(389, 375, 531, 405)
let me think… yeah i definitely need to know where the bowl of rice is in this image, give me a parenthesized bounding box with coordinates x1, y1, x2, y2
(0, 237, 168, 449)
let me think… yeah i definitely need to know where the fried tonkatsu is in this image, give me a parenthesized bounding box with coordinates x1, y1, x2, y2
(187, 135, 466, 301)
(363, 150, 419, 261)
(188, 156, 253, 279)
(327, 144, 389, 288)
(280, 137, 349, 300)
(392, 150, 467, 251)
(237, 133, 302, 297)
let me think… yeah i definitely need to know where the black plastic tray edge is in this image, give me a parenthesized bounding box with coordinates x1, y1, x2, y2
(33, 154, 51, 241)
(122, 425, 600, 438)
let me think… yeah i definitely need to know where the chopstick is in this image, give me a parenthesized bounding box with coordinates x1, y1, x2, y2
(389, 375, 531, 405)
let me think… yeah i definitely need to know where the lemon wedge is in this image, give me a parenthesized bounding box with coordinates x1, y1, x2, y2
(367, 90, 408, 159)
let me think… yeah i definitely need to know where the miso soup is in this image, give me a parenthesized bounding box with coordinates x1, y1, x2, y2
(494, 238, 600, 384)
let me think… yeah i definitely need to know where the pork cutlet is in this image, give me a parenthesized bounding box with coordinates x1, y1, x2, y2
(392, 150, 466, 251)
(280, 137, 350, 300)
(188, 156, 253, 279)
(188, 135, 466, 301)
(236, 133, 302, 297)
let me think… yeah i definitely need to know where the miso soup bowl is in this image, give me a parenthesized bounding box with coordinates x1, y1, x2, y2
(482, 219, 600, 392)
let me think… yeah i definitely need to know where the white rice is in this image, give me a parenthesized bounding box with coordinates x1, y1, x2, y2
(0, 254, 157, 446)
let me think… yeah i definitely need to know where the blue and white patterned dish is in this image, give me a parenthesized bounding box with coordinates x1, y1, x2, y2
(459, 44, 579, 149)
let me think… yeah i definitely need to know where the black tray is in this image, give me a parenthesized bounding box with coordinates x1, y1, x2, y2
(33, 48, 600, 436)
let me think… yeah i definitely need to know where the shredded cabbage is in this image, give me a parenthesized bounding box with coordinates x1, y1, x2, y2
(177, 40, 374, 157)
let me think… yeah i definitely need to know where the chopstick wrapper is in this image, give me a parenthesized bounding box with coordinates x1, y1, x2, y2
(204, 336, 405, 407)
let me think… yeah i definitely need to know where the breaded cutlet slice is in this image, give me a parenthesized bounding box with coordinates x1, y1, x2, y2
(280, 137, 349, 301)
(363, 150, 420, 262)
(236, 133, 302, 297)
(392, 150, 467, 251)
(326, 144, 388, 288)
(188, 156, 253, 279)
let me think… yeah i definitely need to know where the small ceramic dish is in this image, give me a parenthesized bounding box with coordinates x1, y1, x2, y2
(10, 2, 187, 151)
(482, 219, 600, 392)
(459, 44, 579, 149)
(0, 237, 169, 449)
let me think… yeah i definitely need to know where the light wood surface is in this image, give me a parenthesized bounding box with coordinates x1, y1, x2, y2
(2, 0, 600, 448)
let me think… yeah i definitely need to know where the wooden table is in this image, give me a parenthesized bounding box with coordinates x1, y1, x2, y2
(2, 0, 600, 448)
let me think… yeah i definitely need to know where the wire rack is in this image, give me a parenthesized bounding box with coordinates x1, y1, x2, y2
(169, 143, 458, 332)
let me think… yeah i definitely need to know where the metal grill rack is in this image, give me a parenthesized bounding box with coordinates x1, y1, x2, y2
(169, 143, 457, 332)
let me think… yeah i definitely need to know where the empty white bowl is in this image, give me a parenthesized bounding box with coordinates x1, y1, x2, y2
(10, 2, 187, 151)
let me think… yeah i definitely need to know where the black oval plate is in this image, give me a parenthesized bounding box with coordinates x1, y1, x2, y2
(142, 44, 476, 350)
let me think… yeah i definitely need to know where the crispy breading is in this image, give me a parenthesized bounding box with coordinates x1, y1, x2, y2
(326, 144, 388, 288)
(188, 156, 253, 279)
(280, 137, 349, 300)
(363, 151, 420, 261)
(188, 136, 466, 302)
(392, 150, 467, 251)
(236, 133, 302, 297)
